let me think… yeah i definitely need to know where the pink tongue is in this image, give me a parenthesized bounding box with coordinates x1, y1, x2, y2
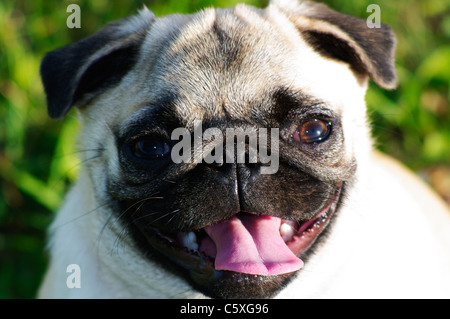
(203, 215, 304, 276)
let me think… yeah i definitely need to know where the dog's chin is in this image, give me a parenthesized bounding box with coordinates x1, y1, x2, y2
(123, 183, 343, 299)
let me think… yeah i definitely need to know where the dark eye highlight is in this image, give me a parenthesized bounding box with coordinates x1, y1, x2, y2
(133, 137, 171, 159)
(292, 119, 332, 144)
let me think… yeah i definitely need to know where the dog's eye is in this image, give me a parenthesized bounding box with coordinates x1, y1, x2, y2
(133, 137, 171, 159)
(293, 119, 332, 143)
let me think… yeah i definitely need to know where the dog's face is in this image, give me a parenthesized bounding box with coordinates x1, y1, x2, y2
(41, 0, 396, 298)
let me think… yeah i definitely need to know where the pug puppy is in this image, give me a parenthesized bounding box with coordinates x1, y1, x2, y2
(38, 0, 450, 298)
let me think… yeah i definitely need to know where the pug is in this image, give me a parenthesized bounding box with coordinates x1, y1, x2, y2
(38, 0, 450, 298)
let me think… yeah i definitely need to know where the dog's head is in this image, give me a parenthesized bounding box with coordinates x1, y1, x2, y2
(41, 0, 396, 298)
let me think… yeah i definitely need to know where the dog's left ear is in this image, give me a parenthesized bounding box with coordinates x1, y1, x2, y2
(270, 0, 397, 89)
(40, 8, 155, 119)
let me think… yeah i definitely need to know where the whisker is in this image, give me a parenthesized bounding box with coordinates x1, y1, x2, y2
(49, 153, 103, 191)
(51, 201, 110, 230)
(133, 209, 179, 225)
(51, 148, 106, 160)
(166, 209, 181, 225)
(97, 194, 163, 242)
(96, 194, 167, 259)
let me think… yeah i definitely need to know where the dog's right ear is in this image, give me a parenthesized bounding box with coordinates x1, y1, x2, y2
(40, 7, 155, 119)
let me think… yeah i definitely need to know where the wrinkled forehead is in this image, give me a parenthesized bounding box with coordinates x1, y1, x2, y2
(126, 4, 363, 127)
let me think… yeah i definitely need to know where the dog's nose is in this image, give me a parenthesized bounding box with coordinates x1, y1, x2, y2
(202, 142, 261, 174)
(205, 161, 224, 168)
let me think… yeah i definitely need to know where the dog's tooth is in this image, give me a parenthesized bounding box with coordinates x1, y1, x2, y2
(280, 223, 295, 242)
(178, 232, 199, 251)
(186, 232, 198, 249)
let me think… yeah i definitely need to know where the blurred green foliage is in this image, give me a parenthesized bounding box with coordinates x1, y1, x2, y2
(0, 0, 449, 298)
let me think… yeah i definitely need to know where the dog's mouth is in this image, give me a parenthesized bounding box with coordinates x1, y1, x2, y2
(130, 183, 342, 297)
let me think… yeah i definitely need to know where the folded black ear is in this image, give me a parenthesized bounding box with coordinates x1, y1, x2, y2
(40, 8, 155, 119)
(271, 0, 397, 89)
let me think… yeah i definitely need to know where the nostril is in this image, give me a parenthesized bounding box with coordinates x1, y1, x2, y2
(205, 160, 224, 168)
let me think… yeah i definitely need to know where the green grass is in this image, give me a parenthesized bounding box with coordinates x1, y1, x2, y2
(1, 0, 449, 298)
